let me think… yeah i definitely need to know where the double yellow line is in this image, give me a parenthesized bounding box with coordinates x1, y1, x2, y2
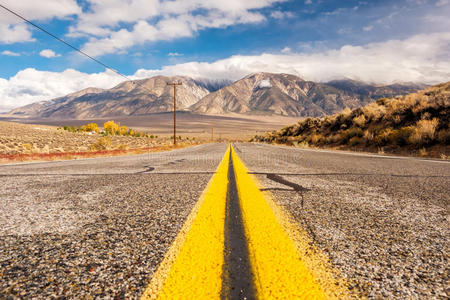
(141, 144, 355, 299)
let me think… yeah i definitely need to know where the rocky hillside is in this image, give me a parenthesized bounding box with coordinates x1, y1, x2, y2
(9, 73, 426, 119)
(10, 76, 210, 119)
(252, 82, 450, 157)
(190, 73, 426, 117)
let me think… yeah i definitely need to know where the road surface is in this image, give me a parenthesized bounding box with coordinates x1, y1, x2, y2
(0, 143, 448, 298)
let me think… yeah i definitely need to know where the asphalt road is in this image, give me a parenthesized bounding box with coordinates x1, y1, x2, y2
(0, 143, 448, 299)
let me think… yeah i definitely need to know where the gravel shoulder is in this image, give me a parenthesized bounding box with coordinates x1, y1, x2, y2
(235, 143, 449, 299)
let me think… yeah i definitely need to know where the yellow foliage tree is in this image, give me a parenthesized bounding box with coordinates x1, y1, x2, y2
(86, 123, 99, 132)
(104, 121, 119, 135)
(119, 125, 128, 135)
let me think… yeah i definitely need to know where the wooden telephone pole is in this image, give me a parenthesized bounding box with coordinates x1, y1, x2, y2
(167, 82, 182, 145)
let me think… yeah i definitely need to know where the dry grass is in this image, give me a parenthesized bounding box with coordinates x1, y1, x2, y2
(353, 114, 366, 127)
(409, 118, 438, 145)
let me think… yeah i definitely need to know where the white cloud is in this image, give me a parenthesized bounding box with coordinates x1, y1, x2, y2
(1, 50, 20, 56)
(270, 11, 294, 19)
(133, 32, 450, 84)
(0, 68, 124, 112)
(0, 0, 81, 44)
(436, 0, 449, 6)
(281, 47, 291, 53)
(39, 49, 61, 58)
(0, 23, 35, 44)
(363, 25, 374, 31)
(71, 0, 282, 56)
(1, 32, 449, 112)
(168, 52, 183, 56)
(305, 0, 312, 4)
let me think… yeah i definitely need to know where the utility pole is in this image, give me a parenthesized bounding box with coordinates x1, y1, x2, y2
(167, 82, 182, 145)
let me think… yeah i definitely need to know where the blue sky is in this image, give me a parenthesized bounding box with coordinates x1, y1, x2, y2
(0, 0, 449, 111)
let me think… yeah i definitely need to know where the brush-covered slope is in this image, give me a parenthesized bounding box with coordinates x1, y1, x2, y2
(253, 82, 450, 155)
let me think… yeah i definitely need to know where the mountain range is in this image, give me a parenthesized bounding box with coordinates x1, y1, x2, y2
(9, 72, 427, 119)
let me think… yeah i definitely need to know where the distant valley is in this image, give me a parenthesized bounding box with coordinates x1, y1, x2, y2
(9, 72, 427, 119)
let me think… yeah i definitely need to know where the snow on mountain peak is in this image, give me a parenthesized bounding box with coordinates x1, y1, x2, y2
(256, 79, 272, 89)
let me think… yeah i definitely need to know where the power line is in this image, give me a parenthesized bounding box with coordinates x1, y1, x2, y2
(0, 3, 152, 93)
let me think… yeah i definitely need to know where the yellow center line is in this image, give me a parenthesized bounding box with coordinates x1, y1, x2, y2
(141, 144, 356, 299)
(231, 146, 355, 299)
(141, 145, 230, 300)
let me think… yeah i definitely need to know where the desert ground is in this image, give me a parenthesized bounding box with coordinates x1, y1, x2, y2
(0, 112, 298, 139)
(0, 112, 298, 161)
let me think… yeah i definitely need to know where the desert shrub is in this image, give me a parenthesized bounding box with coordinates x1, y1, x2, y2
(104, 121, 119, 135)
(392, 115, 402, 125)
(393, 126, 414, 146)
(437, 129, 450, 144)
(340, 107, 352, 116)
(411, 97, 432, 115)
(63, 126, 78, 133)
(293, 140, 309, 148)
(363, 130, 374, 143)
(89, 137, 112, 151)
(341, 128, 363, 143)
(349, 136, 363, 146)
(374, 127, 412, 147)
(374, 128, 395, 146)
(310, 133, 323, 145)
(384, 98, 408, 118)
(119, 125, 128, 135)
(419, 148, 428, 157)
(322, 135, 333, 144)
(363, 102, 386, 121)
(353, 114, 366, 127)
(328, 134, 342, 144)
(409, 118, 439, 145)
(86, 123, 99, 132)
(323, 115, 337, 126)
